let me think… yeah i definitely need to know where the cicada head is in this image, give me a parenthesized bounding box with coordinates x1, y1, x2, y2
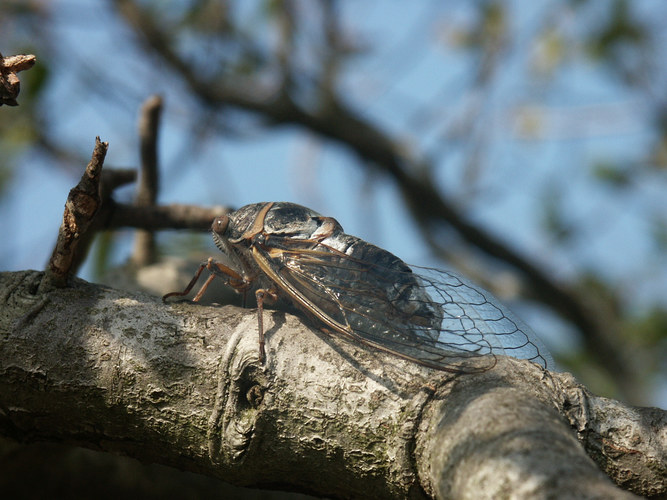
(211, 212, 255, 278)
(222, 203, 271, 241)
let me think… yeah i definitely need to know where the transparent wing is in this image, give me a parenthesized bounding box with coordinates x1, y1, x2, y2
(416, 267, 553, 369)
(259, 240, 552, 373)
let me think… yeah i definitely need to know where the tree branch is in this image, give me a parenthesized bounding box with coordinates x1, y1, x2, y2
(107, 203, 229, 230)
(1, 270, 663, 499)
(133, 94, 163, 266)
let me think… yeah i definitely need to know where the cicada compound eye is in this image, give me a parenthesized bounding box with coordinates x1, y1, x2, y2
(212, 215, 229, 235)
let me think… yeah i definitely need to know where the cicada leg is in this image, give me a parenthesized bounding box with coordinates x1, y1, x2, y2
(206, 258, 250, 294)
(255, 287, 278, 364)
(192, 273, 218, 302)
(162, 262, 209, 301)
(162, 258, 249, 302)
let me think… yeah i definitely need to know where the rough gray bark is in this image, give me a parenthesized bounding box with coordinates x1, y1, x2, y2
(0, 270, 664, 499)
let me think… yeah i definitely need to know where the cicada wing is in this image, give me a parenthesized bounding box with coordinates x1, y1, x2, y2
(260, 246, 501, 372)
(412, 267, 553, 369)
(250, 234, 552, 372)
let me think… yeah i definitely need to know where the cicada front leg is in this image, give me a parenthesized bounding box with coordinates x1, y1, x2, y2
(162, 258, 249, 302)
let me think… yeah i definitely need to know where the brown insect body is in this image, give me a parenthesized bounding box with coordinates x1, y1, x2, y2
(164, 202, 552, 373)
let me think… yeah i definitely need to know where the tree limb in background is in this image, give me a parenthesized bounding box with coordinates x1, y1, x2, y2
(0, 270, 663, 499)
(0, 52, 36, 106)
(108, 202, 230, 230)
(132, 94, 163, 266)
(113, 0, 635, 397)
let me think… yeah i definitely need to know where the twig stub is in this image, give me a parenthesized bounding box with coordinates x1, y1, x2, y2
(43, 137, 109, 290)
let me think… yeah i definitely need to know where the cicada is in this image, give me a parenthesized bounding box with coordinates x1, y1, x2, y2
(163, 202, 552, 373)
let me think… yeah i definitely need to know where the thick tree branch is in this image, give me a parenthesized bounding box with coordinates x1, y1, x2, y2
(0, 270, 663, 499)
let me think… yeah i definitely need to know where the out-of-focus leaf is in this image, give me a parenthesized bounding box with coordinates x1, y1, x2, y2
(514, 106, 544, 139)
(617, 307, 667, 382)
(592, 161, 631, 188)
(576, 272, 621, 313)
(19, 50, 49, 102)
(481, 2, 506, 43)
(181, 0, 232, 34)
(531, 29, 565, 76)
(651, 217, 667, 253)
(0, 159, 12, 194)
(559, 349, 620, 399)
(586, 0, 645, 61)
(91, 231, 115, 281)
(541, 188, 573, 242)
(0, 47, 47, 196)
(651, 130, 667, 169)
(623, 307, 667, 346)
(449, 1, 506, 50)
(0, 117, 39, 196)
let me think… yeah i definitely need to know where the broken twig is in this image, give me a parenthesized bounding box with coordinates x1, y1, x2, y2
(0, 52, 36, 106)
(42, 137, 108, 290)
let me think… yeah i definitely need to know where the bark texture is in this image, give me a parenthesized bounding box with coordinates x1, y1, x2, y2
(0, 270, 664, 499)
